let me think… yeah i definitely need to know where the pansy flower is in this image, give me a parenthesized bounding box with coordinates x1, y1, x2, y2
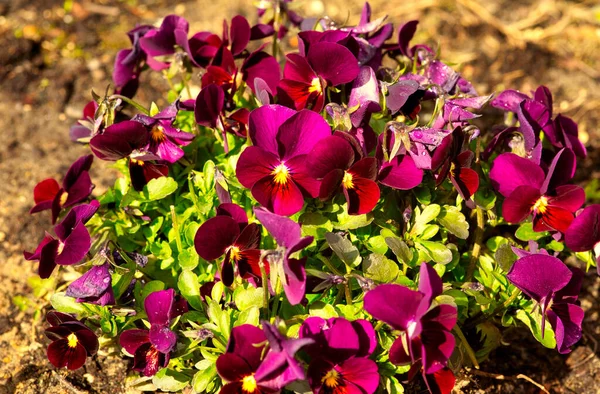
(301, 316, 380, 394)
(507, 253, 584, 354)
(44, 311, 99, 370)
(113, 25, 155, 96)
(194, 203, 262, 287)
(24, 201, 99, 279)
(565, 204, 600, 269)
(254, 207, 313, 305)
(70, 101, 100, 142)
(90, 120, 169, 191)
(278, 42, 359, 112)
(489, 148, 585, 232)
(66, 262, 115, 306)
(236, 105, 329, 216)
(133, 101, 194, 163)
(139, 15, 189, 71)
(376, 129, 424, 191)
(307, 134, 380, 215)
(30, 154, 94, 223)
(364, 263, 457, 391)
(119, 289, 178, 376)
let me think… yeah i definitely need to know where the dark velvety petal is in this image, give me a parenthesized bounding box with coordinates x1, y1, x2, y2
(277, 110, 332, 160)
(283, 53, 316, 82)
(113, 49, 136, 88)
(226, 324, 267, 370)
(306, 136, 355, 179)
(139, 15, 188, 57)
(251, 175, 305, 217)
(489, 153, 545, 197)
(149, 325, 176, 353)
(63, 172, 93, 208)
(55, 222, 91, 266)
(195, 84, 224, 128)
(536, 205, 575, 233)
(321, 318, 360, 361)
(502, 185, 540, 224)
(39, 240, 58, 278)
(201, 65, 233, 87)
(63, 155, 94, 190)
(389, 337, 412, 365)
(65, 263, 112, 299)
(120, 329, 150, 354)
(318, 169, 344, 201)
(90, 121, 148, 160)
(345, 176, 380, 215)
(236, 146, 280, 189)
(194, 216, 239, 260)
(338, 357, 380, 393)
(419, 262, 444, 304)
(71, 326, 99, 356)
(348, 66, 381, 127)
(364, 284, 423, 330)
(235, 223, 261, 251)
(542, 148, 576, 193)
(145, 288, 174, 326)
(421, 328, 456, 374)
(423, 305, 458, 332)
(306, 358, 335, 392)
(427, 368, 456, 394)
(54, 201, 99, 240)
(220, 382, 245, 394)
(32, 178, 60, 207)
(47, 340, 87, 370)
(217, 203, 249, 228)
(216, 353, 254, 382)
(565, 205, 600, 252)
(46, 311, 77, 326)
(549, 185, 585, 213)
(397, 20, 419, 57)
(24, 234, 54, 262)
(516, 100, 540, 152)
(547, 303, 584, 354)
(308, 42, 359, 86)
(45, 326, 71, 341)
(221, 251, 235, 287)
(506, 254, 572, 303)
(285, 155, 321, 198)
(253, 207, 302, 249)
(349, 158, 378, 181)
(387, 80, 420, 114)
(250, 23, 275, 40)
(229, 15, 250, 55)
(282, 258, 307, 305)
(249, 104, 296, 155)
(556, 114, 587, 158)
(237, 248, 263, 280)
(490, 89, 529, 112)
(351, 319, 377, 357)
(243, 50, 281, 94)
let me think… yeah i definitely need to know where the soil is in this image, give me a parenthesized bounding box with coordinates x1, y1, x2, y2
(0, 0, 598, 393)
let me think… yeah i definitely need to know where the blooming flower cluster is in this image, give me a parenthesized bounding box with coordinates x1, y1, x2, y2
(24, 2, 595, 393)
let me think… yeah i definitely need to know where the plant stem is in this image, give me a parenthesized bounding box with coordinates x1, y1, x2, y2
(466, 205, 484, 281)
(109, 95, 149, 115)
(453, 325, 480, 369)
(170, 205, 183, 253)
(317, 255, 344, 276)
(344, 279, 353, 305)
(259, 258, 270, 317)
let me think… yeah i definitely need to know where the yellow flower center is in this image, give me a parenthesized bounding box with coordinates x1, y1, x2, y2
(59, 191, 69, 206)
(130, 158, 144, 166)
(241, 374, 258, 393)
(342, 171, 354, 189)
(150, 126, 166, 143)
(67, 333, 78, 348)
(322, 369, 340, 388)
(532, 196, 549, 214)
(308, 77, 322, 94)
(229, 246, 241, 262)
(272, 163, 290, 185)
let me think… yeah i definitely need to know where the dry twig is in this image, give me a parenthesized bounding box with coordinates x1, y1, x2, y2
(465, 367, 550, 393)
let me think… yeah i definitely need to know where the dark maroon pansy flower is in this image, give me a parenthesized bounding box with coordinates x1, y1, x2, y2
(113, 25, 154, 95)
(278, 42, 359, 112)
(565, 204, 600, 271)
(30, 154, 94, 224)
(133, 101, 194, 163)
(236, 105, 330, 216)
(139, 15, 189, 71)
(507, 254, 584, 354)
(307, 356, 379, 394)
(120, 289, 177, 376)
(307, 134, 380, 215)
(386, 79, 425, 120)
(24, 201, 99, 279)
(387, 19, 434, 62)
(44, 311, 98, 371)
(364, 263, 457, 377)
(431, 127, 479, 205)
(66, 263, 115, 306)
(194, 203, 262, 287)
(254, 207, 313, 305)
(489, 149, 585, 233)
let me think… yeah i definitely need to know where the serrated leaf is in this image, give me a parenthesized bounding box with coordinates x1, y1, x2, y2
(438, 205, 470, 239)
(475, 322, 502, 361)
(363, 253, 400, 282)
(152, 368, 189, 392)
(143, 177, 178, 201)
(325, 232, 362, 267)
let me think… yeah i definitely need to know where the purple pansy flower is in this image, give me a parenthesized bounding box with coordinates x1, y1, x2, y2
(347, 66, 381, 128)
(194, 203, 263, 287)
(113, 25, 154, 96)
(30, 154, 94, 224)
(44, 311, 99, 371)
(139, 15, 189, 71)
(236, 105, 330, 216)
(376, 129, 424, 191)
(506, 253, 584, 354)
(133, 101, 194, 163)
(66, 263, 115, 306)
(254, 207, 313, 305)
(565, 204, 600, 268)
(70, 101, 100, 142)
(119, 289, 178, 376)
(364, 263, 457, 380)
(301, 317, 380, 394)
(307, 134, 380, 215)
(386, 79, 425, 120)
(278, 42, 359, 112)
(489, 149, 585, 233)
(24, 201, 99, 279)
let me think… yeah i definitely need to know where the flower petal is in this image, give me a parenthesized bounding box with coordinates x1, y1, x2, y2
(506, 254, 572, 302)
(547, 303, 584, 354)
(251, 175, 305, 216)
(378, 154, 423, 190)
(565, 205, 600, 252)
(502, 185, 541, 224)
(489, 153, 545, 197)
(236, 146, 280, 189)
(308, 42, 359, 86)
(307, 136, 355, 179)
(195, 84, 224, 128)
(345, 176, 379, 215)
(194, 216, 240, 260)
(226, 324, 267, 370)
(145, 288, 174, 327)
(364, 284, 423, 330)
(149, 325, 177, 353)
(249, 104, 296, 155)
(55, 222, 91, 266)
(277, 110, 332, 160)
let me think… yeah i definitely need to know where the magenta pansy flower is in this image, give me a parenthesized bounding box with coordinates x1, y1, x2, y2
(565, 205, 600, 254)
(45, 311, 99, 371)
(66, 262, 115, 306)
(236, 105, 330, 216)
(139, 15, 189, 71)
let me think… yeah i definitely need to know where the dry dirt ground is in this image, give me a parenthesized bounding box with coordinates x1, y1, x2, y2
(0, 0, 599, 393)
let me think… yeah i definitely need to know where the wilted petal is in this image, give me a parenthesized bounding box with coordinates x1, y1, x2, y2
(66, 263, 112, 299)
(387, 80, 420, 115)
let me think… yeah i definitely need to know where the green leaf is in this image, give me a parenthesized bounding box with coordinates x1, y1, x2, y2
(515, 309, 556, 349)
(235, 306, 260, 327)
(192, 363, 217, 393)
(416, 241, 452, 264)
(50, 292, 88, 315)
(363, 253, 399, 283)
(325, 232, 362, 268)
(366, 235, 388, 254)
(485, 236, 509, 252)
(385, 237, 414, 265)
(178, 247, 199, 271)
(419, 224, 439, 240)
(475, 322, 502, 361)
(152, 368, 189, 392)
(143, 177, 178, 201)
(149, 102, 160, 116)
(438, 205, 470, 239)
(495, 243, 516, 272)
(334, 209, 374, 230)
(299, 212, 333, 238)
(515, 222, 548, 241)
(309, 302, 338, 319)
(412, 204, 440, 235)
(178, 271, 203, 310)
(233, 286, 264, 311)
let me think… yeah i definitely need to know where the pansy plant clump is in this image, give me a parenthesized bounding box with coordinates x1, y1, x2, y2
(24, 2, 596, 393)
